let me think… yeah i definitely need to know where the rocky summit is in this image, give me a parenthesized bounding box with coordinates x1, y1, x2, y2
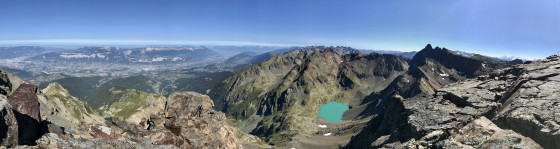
(346, 55, 560, 149)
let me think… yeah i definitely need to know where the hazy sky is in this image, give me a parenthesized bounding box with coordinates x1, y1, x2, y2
(0, 0, 559, 59)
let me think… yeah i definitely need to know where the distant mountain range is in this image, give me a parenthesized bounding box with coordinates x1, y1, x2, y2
(30, 46, 221, 64)
(0, 46, 46, 59)
(360, 49, 532, 62)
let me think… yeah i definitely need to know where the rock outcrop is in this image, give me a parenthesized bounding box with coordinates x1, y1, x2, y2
(156, 91, 239, 148)
(0, 69, 25, 96)
(7, 83, 42, 145)
(0, 95, 18, 147)
(347, 55, 560, 148)
(99, 91, 239, 148)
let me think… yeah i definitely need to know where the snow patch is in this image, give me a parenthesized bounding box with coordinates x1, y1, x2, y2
(143, 47, 197, 52)
(99, 126, 111, 135)
(482, 63, 486, 68)
(323, 133, 332, 136)
(375, 99, 382, 107)
(151, 57, 166, 62)
(123, 50, 132, 55)
(318, 125, 327, 128)
(96, 53, 105, 58)
(439, 73, 449, 77)
(60, 53, 97, 58)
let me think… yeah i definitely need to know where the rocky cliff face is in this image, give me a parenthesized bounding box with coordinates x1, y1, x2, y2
(346, 55, 560, 148)
(359, 45, 513, 118)
(369, 44, 513, 100)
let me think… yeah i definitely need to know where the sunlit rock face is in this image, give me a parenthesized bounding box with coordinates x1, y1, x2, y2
(346, 55, 560, 149)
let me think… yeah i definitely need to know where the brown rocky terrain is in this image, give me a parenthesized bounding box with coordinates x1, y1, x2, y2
(346, 55, 560, 148)
(35, 91, 240, 149)
(0, 68, 242, 148)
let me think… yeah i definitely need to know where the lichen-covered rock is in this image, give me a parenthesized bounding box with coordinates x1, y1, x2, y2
(347, 55, 560, 148)
(35, 133, 177, 149)
(158, 91, 239, 148)
(98, 92, 240, 149)
(491, 55, 560, 149)
(7, 83, 42, 145)
(0, 95, 18, 147)
(434, 117, 541, 149)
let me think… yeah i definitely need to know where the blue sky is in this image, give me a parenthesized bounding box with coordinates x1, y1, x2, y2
(0, 0, 558, 59)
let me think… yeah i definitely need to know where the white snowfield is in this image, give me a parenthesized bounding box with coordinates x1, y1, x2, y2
(318, 125, 327, 128)
(323, 133, 332, 136)
(60, 53, 105, 58)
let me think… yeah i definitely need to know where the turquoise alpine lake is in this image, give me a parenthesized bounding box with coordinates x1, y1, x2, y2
(318, 101, 349, 122)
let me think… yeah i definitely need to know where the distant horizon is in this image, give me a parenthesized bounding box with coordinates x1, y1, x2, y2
(1, 0, 559, 60)
(0, 39, 544, 60)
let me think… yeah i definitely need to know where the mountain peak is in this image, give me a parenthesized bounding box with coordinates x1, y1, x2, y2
(424, 44, 433, 50)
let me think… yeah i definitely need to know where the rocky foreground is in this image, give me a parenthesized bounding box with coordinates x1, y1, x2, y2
(1, 67, 241, 148)
(36, 91, 239, 149)
(346, 55, 560, 148)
